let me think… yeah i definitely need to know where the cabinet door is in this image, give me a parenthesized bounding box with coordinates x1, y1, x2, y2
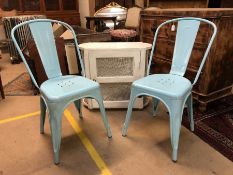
(1, 0, 20, 11)
(62, 0, 77, 10)
(23, 0, 41, 11)
(44, 0, 60, 11)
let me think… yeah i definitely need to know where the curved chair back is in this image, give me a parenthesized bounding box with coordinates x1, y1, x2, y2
(11, 19, 85, 89)
(147, 17, 217, 85)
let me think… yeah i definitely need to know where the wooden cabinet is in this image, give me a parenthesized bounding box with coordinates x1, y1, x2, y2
(146, 0, 208, 8)
(79, 42, 151, 109)
(140, 8, 233, 111)
(1, 0, 80, 25)
(146, 0, 233, 8)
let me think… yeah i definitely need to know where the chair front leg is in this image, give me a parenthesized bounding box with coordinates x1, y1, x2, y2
(47, 102, 64, 165)
(168, 100, 184, 162)
(90, 88, 112, 138)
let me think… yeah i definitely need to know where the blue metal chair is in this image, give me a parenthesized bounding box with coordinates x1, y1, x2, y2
(122, 17, 217, 161)
(11, 19, 112, 164)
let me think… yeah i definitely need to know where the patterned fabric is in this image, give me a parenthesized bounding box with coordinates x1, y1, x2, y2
(110, 29, 137, 39)
(4, 72, 37, 96)
(182, 95, 233, 161)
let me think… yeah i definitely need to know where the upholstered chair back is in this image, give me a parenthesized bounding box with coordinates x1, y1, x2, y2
(125, 7, 142, 29)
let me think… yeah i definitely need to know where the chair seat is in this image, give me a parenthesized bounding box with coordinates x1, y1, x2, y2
(133, 74, 192, 99)
(40, 75, 99, 102)
(110, 29, 137, 39)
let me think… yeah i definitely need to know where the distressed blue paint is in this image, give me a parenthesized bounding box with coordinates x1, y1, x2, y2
(123, 17, 217, 162)
(11, 19, 111, 164)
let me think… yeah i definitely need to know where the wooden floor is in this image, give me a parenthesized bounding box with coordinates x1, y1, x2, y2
(0, 53, 233, 175)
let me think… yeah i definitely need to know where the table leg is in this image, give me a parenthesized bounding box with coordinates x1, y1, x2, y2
(86, 19, 91, 29)
(0, 74, 5, 99)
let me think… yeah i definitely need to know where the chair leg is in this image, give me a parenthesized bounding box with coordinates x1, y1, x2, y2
(186, 94, 194, 131)
(92, 89, 112, 138)
(122, 88, 138, 136)
(0, 74, 5, 99)
(152, 97, 160, 117)
(169, 100, 184, 162)
(40, 97, 46, 134)
(47, 102, 64, 165)
(74, 99, 83, 119)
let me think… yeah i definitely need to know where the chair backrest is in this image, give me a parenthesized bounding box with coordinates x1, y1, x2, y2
(11, 19, 85, 89)
(125, 7, 142, 29)
(147, 17, 217, 86)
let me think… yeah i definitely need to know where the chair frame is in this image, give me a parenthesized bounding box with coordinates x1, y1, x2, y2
(122, 17, 217, 161)
(11, 19, 112, 164)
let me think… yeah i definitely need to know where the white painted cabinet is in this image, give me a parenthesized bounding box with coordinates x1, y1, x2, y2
(79, 42, 152, 109)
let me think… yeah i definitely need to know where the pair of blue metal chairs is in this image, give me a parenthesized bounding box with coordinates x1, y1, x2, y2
(11, 18, 216, 164)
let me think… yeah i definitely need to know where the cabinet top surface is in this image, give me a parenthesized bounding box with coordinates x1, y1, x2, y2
(144, 8, 233, 12)
(79, 42, 152, 50)
(142, 8, 233, 16)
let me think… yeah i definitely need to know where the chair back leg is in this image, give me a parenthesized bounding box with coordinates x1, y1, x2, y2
(74, 99, 83, 119)
(122, 87, 138, 136)
(152, 98, 160, 117)
(90, 88, 112, 138)
(40, 97, 47, 134)
(186, 94, 194, 131)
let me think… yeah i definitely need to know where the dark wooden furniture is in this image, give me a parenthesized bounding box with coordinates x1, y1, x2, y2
(61, 26, 112, 44)
(146, 0, 207, 8)
(146, 0, 233, 8)
(25, 38, 68, 86)
(208, 0, 233, 8)
(85, 16, 117, 32)
(1, 0, 80, 25)
(140, 8, 233, 111)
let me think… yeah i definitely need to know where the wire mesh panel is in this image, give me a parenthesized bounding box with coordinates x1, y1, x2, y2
(100, 83, 131, 101)
(96, 57, 134, 77)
